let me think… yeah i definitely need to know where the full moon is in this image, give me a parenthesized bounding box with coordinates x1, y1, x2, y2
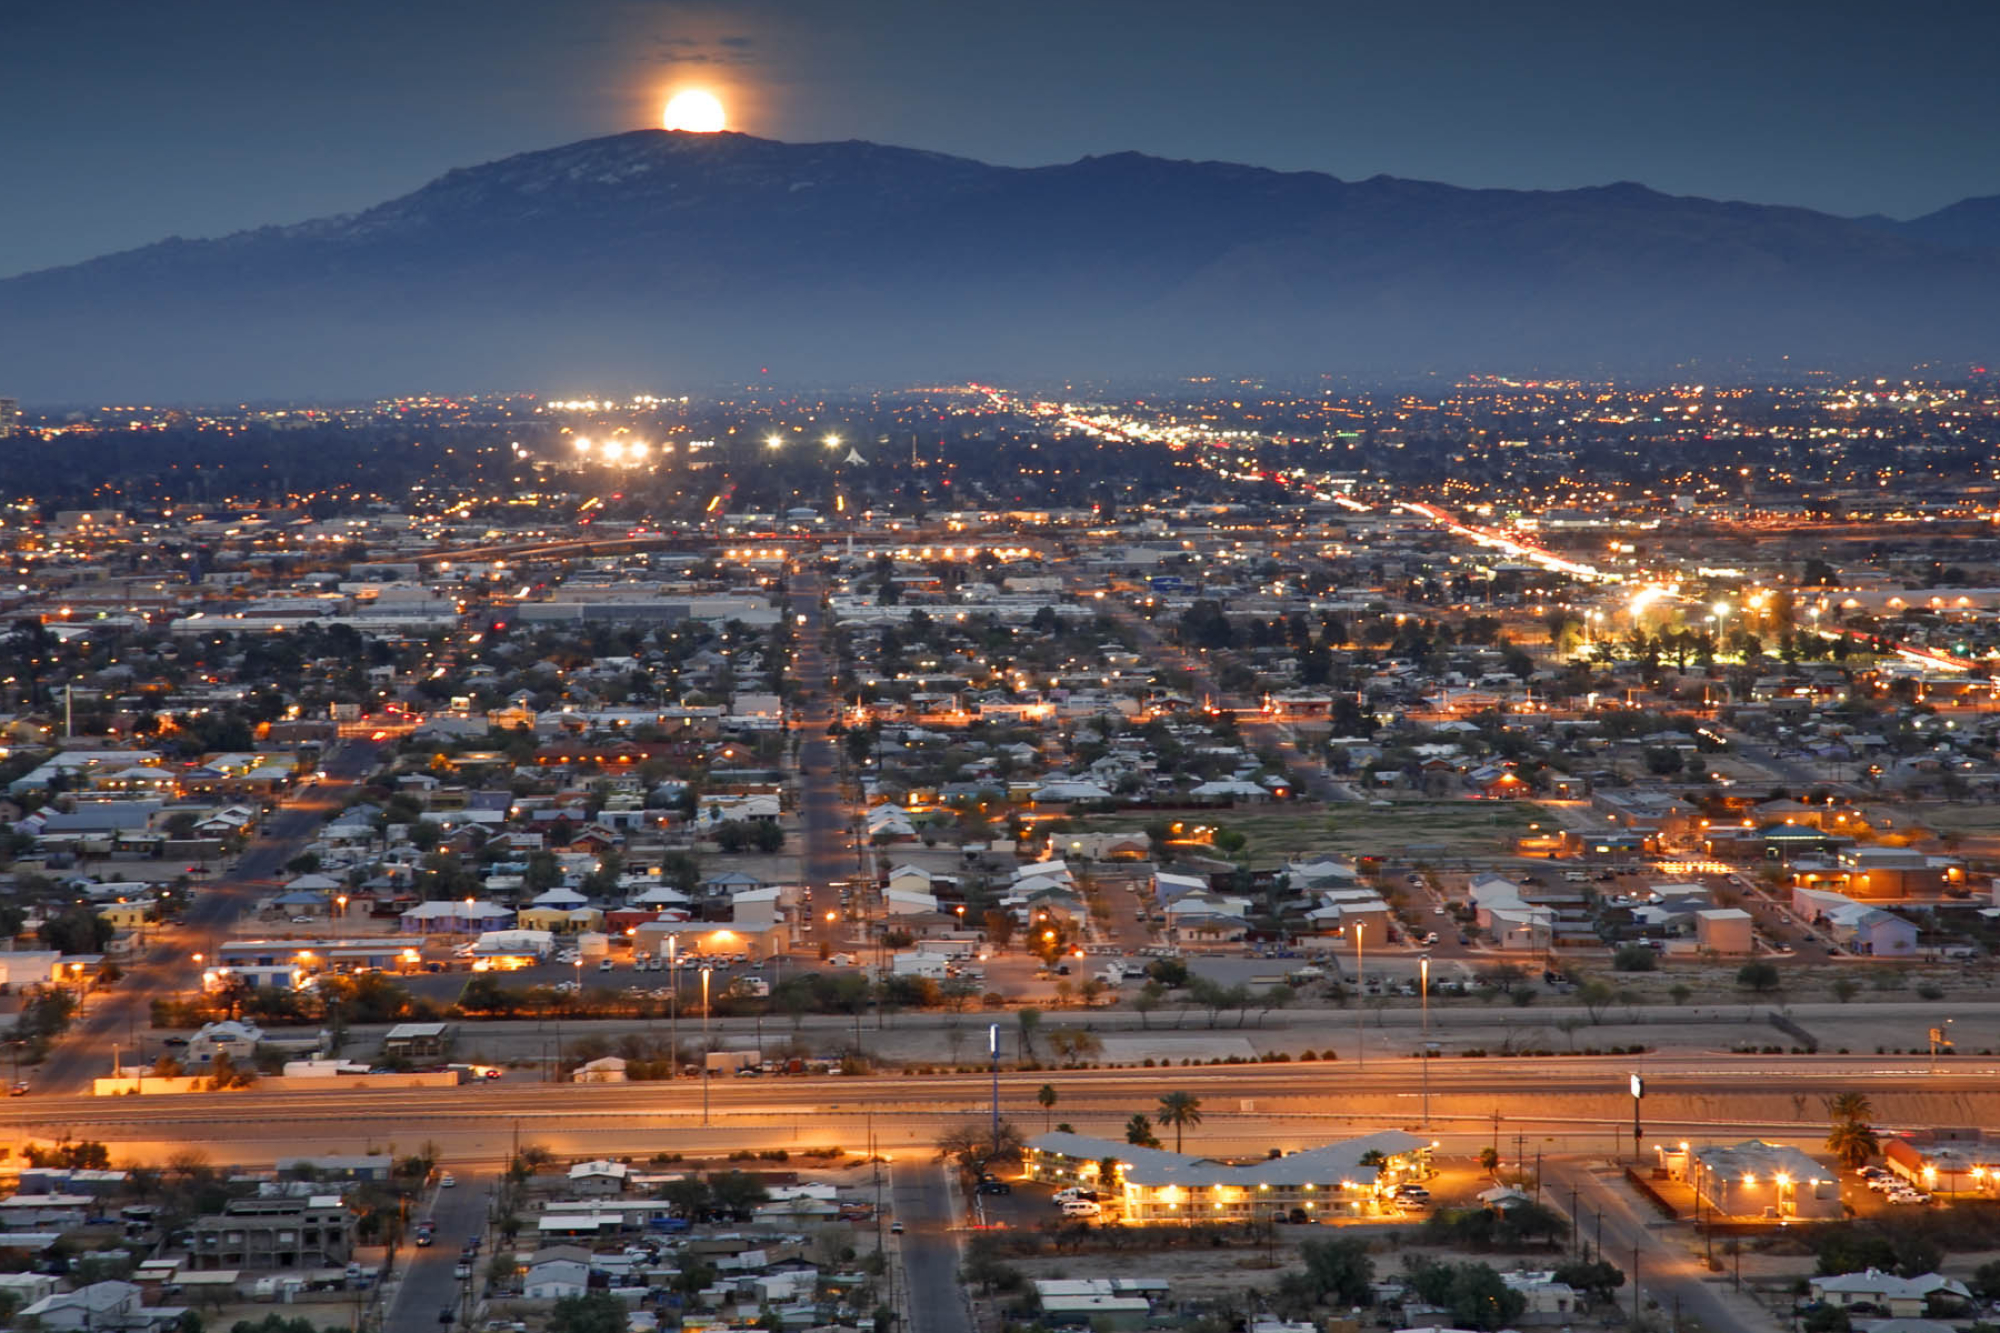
(663, 89, 726, 133)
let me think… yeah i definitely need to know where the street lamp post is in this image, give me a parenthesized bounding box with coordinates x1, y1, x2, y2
(701, 965, 712, 1127)
(1353, 922, 1366, 1070)
(1419, 954, 1431, 1128)
(1629, 1073, 1645, 1164)
(668, 934, 679, 1079)
(989, 1023, 1001, 1159)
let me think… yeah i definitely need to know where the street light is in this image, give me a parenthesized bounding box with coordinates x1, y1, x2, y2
(1419, 954, 1431, 1128)
(1629, 1073, 1645, 1163)
(668, 934, 679, 1080)
(700, 966, 713, 1127)
(1352, 922, 1365, 1070)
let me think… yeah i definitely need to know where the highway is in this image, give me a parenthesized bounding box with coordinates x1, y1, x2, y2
(34, 739, 386, 1095)
(7, 1054, 1994, 1166)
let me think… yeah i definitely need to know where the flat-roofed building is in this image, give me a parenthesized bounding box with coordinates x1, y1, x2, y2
(1026, 1129, 1431, 1225)
(187, 1196, 353, 1271)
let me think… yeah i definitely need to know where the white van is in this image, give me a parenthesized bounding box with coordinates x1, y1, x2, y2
(1060, 1199, 1102, 1218)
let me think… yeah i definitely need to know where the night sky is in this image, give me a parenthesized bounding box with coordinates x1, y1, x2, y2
(6, 0, 1998, 279)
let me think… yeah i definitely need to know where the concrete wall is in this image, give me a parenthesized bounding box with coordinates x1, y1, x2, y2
(94, 1071, 463, 1096)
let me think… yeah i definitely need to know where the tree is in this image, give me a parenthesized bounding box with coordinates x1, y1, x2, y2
(1825, 1119, 1880, 1170)
(1036, 1083, 1058, 1130)
(706, 1170, 770, 1221)
(660, 1175, 712, 1220)
(1271, 1235, 1376, 1315)
(937, 1116, 1024, 1178)
(548, 1288, 632, 1328)
(1735, 960, 1782, 993)
(1133, 980, 1163, 1028)
(1156, 1090, 1203, 1153)
(1046, 1027, 1102, 1066)
(1015, 1007, 1042, 1062)
(38, 905, 113, 955)
(1575, 977, 1616, 1024)
(981, 909, 1014, 949)
(1825, 1091, 1873, 1124)
(1551, 1258, 1625, 1304)
(1125, 1114, 1161, 1148)
(1478, 1146, 1500, 1177)
(1611, 945, 1656, 972)
(1408, 1259, 1527, 1332)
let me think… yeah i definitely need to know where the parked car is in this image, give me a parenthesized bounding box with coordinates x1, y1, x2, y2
(1060, 1199, 1102, 1218)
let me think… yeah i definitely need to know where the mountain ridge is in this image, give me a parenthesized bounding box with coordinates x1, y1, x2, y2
(2, 129, 1995, 398)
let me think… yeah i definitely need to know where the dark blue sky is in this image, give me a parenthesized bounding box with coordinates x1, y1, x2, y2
(6, 0, 1998, 278)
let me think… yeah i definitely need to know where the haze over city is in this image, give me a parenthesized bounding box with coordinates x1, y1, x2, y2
(0, 6, 1998, 1333)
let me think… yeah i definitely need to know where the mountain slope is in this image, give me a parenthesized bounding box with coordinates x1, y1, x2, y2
(1, 130, 1995, 398)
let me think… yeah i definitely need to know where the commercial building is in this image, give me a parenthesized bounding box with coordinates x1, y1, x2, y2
(1026, 1130, 1432, 1224)
(1655, 1140, 1842, 1219)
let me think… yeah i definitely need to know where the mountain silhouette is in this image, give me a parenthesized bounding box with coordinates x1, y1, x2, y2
(1, 130, 1995, 398)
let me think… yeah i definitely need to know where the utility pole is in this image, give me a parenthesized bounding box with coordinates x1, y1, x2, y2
(1633, 1241, 1641, 1329)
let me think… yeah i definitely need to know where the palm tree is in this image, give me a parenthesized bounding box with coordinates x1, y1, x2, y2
(1125, 1114, 1161, 1149)
(1156, 1091, 1203, 1154)
(1826, 1119, 1880, 1170)
(1825, 1091, 1873, 1125)
(1037, 1083, 1058, 1130)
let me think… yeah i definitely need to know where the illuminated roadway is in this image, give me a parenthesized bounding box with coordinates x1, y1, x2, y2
(34, 738, 388, 1095)
(7, 1054, 1990, 1166)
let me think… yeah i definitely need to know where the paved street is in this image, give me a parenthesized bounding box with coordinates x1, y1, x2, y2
(34, 739, 385, 1095)
(388, 1170, 491, 1333)
(1546, 1159, 1782, 1333)
(891, 1159, 971, 1333)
